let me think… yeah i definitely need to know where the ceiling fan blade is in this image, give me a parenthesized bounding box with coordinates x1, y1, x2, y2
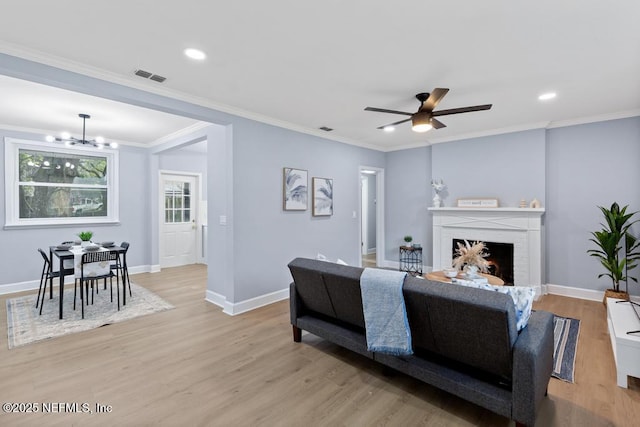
(365, 107, 413, 116)
(430, 117, 446, 129)
(376, 118, 412, 129)
(421, 88, 449, 111)
(432, 104, 492, 117)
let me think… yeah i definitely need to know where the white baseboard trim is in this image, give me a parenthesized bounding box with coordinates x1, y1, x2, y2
(0, 279, 41, 295)
(205, 290, 227, 310)
(0, 264, 158, 296)
(544, 283, 640, 303)
(205, 288, 289, 316)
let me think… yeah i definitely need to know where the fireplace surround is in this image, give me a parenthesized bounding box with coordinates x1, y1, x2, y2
(430, 207, 545, 297)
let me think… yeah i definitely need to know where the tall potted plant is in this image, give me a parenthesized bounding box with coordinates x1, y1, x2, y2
(588, 202, 639, 304)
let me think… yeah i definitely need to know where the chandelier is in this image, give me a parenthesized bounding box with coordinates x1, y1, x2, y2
(46, 113, 118, 148)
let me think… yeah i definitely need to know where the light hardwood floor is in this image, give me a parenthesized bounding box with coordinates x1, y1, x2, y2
(1, 265, 639, 426)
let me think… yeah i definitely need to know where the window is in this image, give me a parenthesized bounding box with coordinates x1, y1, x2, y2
(4, 138, 119, 227)
(164, 180, 191, 223)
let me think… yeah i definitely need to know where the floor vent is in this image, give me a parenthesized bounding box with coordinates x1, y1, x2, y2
(319, 126, 333, 132)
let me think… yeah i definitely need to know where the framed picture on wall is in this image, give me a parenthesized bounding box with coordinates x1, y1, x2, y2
(283, 167, 308, 211)
(312, 177, 333, 216)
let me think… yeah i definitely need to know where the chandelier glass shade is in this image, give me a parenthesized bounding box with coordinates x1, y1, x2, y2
(46, 114, 117, 148)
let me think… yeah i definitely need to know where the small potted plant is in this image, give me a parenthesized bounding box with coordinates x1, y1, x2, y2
(403, 235, 413, 248)
(78, 231, 93, 247)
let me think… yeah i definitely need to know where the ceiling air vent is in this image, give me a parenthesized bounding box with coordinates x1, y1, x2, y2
(134, 69, 152, 78)
(149, 74, 166, 83)
(134, 69, 167, 83)
(319, 126, 333, 132)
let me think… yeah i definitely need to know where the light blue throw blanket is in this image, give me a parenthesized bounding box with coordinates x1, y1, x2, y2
(360, 268, 413, 355)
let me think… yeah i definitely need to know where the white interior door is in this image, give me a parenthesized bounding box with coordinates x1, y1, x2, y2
(160, 174, 197, 268)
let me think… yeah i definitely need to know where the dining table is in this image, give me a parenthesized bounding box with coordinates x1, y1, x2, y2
(49, 244, 126, 319)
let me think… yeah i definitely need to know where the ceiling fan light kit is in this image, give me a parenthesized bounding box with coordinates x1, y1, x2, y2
(46, 113, 117, 149)
(411, 111, 433, 133)
(365, 88, 492, 133)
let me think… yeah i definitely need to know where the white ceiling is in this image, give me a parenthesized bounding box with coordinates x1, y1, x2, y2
(0, 1, 639, 151)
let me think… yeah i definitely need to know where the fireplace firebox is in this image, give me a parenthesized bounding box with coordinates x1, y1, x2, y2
(452, 239, 514, 285)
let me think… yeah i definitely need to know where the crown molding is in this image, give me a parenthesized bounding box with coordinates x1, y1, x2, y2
(2, 43, 639, 155)
(546, 109, 640, 129)
(149, 122, 215, 147)
(0, 43, 374, 150)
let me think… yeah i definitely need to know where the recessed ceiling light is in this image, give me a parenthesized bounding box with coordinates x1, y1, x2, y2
(383, 126, 395, 132)
(538, 92, 557, 101)
(184, 48, 206, 60)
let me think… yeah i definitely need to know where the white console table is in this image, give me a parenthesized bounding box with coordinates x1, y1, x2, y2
(607, 298, 640, 388)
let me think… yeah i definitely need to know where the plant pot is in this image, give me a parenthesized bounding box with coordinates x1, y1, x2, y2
(81, 240, 91, 248)
(603, 289, 629, 306)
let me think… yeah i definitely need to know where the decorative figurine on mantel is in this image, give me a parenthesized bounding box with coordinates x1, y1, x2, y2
(431, 179, 446, 207)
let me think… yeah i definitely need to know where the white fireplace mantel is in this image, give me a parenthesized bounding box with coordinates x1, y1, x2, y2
(429, 207, 545, 296)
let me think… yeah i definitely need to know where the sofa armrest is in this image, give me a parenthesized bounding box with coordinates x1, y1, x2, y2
(511, 310, 554, 427)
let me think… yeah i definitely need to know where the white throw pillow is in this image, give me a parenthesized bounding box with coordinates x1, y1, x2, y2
(316, 253, 329, 262)
(454, 281, 535, 331)
(336, 258, 348, 265)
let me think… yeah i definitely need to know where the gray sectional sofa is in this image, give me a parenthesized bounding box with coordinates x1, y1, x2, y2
(288, 258, 555, 427)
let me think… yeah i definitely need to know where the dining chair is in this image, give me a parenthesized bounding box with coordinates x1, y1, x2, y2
(113, 242, 132, 297)
(74, 250, 121, 319)
(36, 248, 74, 315)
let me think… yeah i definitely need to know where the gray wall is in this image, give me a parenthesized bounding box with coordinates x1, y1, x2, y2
(385, 146, 432, 264)
(158, 148, 208, 201)
(431, 129, 546, 208)
(231, 119, 385, 302)
(546, 117, 640, 294)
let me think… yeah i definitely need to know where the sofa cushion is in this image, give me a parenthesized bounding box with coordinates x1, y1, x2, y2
(288, 258, 337, 318)
(403, 276, 519, 381)
(288, 258, 365, 327)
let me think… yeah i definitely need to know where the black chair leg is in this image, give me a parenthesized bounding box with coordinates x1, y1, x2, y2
(80, 280, 85, 319)
(73, 279, 77, 310)
(38, 278, 47, 315)
(125, 266, 132, 297)
(36, 270, 45, 308)
(116, 274, 121, 311)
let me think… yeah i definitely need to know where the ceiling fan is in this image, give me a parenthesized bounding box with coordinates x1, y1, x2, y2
(364, 88, 492, 132)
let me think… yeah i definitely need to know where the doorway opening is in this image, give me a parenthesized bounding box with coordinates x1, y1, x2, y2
(359, 167, 385, 268)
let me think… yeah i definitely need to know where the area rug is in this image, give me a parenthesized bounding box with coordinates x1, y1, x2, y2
(552, 315, 581, 383)
(6, 282, 174, 349)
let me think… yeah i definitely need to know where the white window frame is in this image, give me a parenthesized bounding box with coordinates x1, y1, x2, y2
(4, 137, 119, 228)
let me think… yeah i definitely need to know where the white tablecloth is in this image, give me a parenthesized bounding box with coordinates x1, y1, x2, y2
(68, 246, 112, 278)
